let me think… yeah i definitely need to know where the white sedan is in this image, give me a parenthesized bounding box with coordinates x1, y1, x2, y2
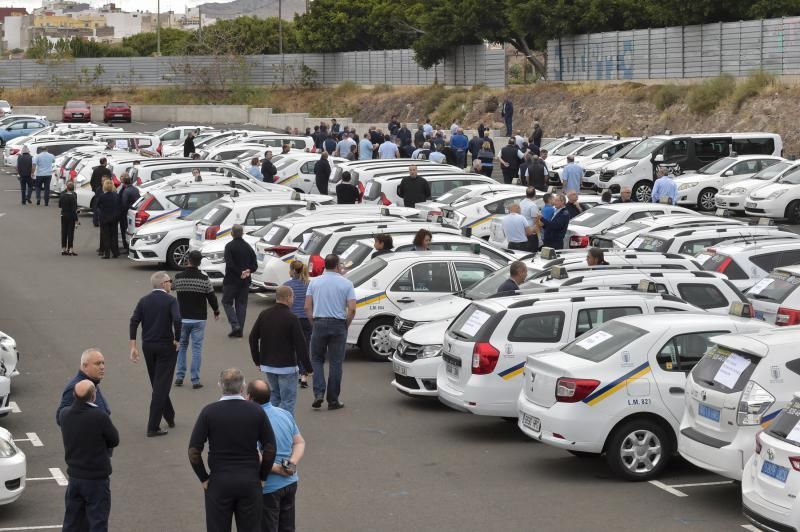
(745, 165, 800, 223)
(716, 160, 798, 213)
(0, 428, 25, 505)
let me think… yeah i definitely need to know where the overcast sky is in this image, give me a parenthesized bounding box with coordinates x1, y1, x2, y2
(0, 0, 222, 14)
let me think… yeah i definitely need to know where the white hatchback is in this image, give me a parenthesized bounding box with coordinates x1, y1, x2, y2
(747, 265, 800, 326)
(716, 160, 799, 214)
(0, 428, 25, 505)
(517, 312, 772, 480)
(745, 165, 800, 223)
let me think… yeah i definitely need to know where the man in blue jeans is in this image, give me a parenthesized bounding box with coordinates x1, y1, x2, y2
(304, 255, 356, 411)
(173, 251, 219, 389)
(32, 145, 55, 206)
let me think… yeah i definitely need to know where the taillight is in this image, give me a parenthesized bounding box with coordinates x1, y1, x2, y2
(776, 307, 800, 326)
(309, 255, 325, 277)
(379, 192, 392, 206)
(737, 381, 775, 426)
(134, 210, 149, 227)
(265, 245, 296, 257)
(471, 342, 500, 375)
(755, 430, 763, 455)
(569, 235, 590, 248)
(714, 257, 732, 273)
(357, 181, 365, 201)
(790, 457, 800, 472)
(112, 174, 120, 187)
(156, 143, 163, 155)
(204, 225, 220, 240)
(10, 148, 19, 155)
(69, 169, 77, 180)
(555, 377, 600, 403)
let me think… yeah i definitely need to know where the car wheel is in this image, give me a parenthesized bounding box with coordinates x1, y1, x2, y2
(697, 188, 717, 211)
(632, 181, 652, 203)
(359, 317, 395, 362)
(605, 419, 672, 481)
(785, 200, 800, 224)
(166, 239, 191, 270)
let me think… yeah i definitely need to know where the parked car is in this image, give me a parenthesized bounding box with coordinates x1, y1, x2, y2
(716, 160, 799, 214)
(0, 118, 49, 147)
(0, 100, 12, 117)
(746, 264, 800, 326)
(62, 100, 91, 123)
(745, 164, 800, 223)
(0, 427, 25, 505)
(102, 101, 131, 123)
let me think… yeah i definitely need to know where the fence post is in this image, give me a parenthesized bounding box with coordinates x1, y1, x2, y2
(719, 21, 722, 76)
(681, 25, 685, 79)
(760, 18, 765, 73)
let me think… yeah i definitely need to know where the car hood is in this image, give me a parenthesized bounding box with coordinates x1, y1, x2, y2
(137, 218, 195, 234)
(403, 319, 453, 345)
(721, 178, 775, 193)
(201, 234, 259, 253)
(673, 173, 713, 184)
(600, 157, 637, 171)
(397, 295, 470, 322)
(749, 182, 794, 199)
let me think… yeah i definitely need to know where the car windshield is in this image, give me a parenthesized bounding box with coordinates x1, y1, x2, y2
(540, 138, 563, 151)
(182, 199, 226, 222)
(745, 270, 800, 303)
(624, 138, 665, 160)
(569, 207, 618, 228)
(435, 187, 472, 205)
(562, 320, 647, 362)
(0, 100, 9, 107)
(552, 140, 584, 156)
(152, 128, 169, 137)
(346, 258, 387, 288)
(698, 157, 736, 175)
(628, 235, 669, 252)
(66, 101, 86, 107)
(463, 264, 542, 299)
(575, 141, 611, 156)
(274, 158, 294, 170)
(109, 102, 129, 107)
(777, 167, 800, 185)
(753, 161, 792, 180)
(599, 221, 648, 237)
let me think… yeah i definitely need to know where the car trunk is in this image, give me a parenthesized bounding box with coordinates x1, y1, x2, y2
(442, 304, 504, 390)
(756, 399, 800, 509)
(748, 270, 800, 325)
(524, 351, 594, 408)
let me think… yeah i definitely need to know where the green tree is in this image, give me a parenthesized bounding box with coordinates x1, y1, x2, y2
(122, 28, 191, 56)
(183, 16, 298, 55)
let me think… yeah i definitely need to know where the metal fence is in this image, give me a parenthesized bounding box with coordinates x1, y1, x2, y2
(0, 45, 506, 88)
(547, 16, 800, 81)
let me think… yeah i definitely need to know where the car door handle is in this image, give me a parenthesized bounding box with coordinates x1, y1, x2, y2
(396, 297, 415, 304)
(669, 387, 684, 394)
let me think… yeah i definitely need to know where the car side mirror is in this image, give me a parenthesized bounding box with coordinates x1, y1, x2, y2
(654, 154, 664, 163)
(723, 170, 733, 177)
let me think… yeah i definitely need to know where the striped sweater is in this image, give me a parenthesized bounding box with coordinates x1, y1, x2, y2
(173, 268, 220, 320)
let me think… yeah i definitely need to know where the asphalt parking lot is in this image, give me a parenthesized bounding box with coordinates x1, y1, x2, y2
(0, 132, 797, 531)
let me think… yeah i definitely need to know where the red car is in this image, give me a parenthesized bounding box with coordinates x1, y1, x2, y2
(62, 100, 91, 123)
(103, 101, 131, 123)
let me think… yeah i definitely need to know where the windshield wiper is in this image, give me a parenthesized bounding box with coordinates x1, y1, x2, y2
(695, 377, 716, 387)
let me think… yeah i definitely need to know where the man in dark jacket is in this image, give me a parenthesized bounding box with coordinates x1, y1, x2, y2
(314, 153, 332, 195)
(396, 165, 431, 208)
(541, 194, 571, 250)
(501, 95, 514, 136)
(173, 251, 220, 389)
(500, 138, 522, 184)
(249, 285, 310, 416)
(16, 145, 32, 205)
(468, 134, 483, 166)
(323, 134, 337, 156)
(613, 187, 635, 203)
(495, 261, 527, 297)
(528, 155, 548, 192)
(117, 174, 139, 252)
(336, 171, 359, 205)
(183, 130, 197, 158)
(222, 225, 257, 337)
(97, 182, 119, 259)
(90, 158, 113, 227)
(530, 121, 544, 148)
(413, 125, 425, 148)
(60, 379, 119, 532)
(57, 349, 110, 425)
(261, 151, 277, 183)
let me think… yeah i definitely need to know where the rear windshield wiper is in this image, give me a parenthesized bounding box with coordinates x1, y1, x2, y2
(695, 377, 716, 387)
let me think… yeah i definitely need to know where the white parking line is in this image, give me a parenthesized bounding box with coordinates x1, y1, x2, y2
(49, 467, 68, 486)
(741, 525, 760, 531)
(9, 401, 20, 413)
(648, 480, 689, 497)
(670, 480, 734, 488)
(256, 293, 269, 298)
(0, 526, 62, 531)
(13, 432, 43, 447)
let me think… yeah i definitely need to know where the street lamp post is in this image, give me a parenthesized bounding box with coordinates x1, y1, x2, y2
(156, 0, 161, 56)
(279, 0, 284, 84)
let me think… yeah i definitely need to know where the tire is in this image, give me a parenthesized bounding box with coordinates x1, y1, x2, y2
(166, 239, 191, 270)
(632, 181, 652, 203)
(605, 418, 672, 481)
(359, 317, 395, 362)
(697, 188, 717, 211)
(785, 200, 800, 224)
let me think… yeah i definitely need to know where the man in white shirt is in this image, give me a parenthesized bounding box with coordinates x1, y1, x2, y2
(519, 187, 540, 252)
(377, 138, 399, 159)
(501, 204, 535, 252)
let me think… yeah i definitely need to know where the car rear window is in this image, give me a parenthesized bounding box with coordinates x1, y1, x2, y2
(363, 180, 382, 201)
(466, 265, 542, 299)
(629, 235, 669, 252)
(676, 283, 729, 310)
(301, 231, 330, 254)
(252, 223, 289, 245)
(346, 258, 387, 288)
(701, 253, 748, 280)
(508, 311, 565, 342)
(569, 207, 617, 228)
(690, 345, 760, 393)
(746, 270, 800, 304)
(340, 243, 373, 272)
(183, 199, 225, 222)
(602, 222, 650, 239)
(562, 320, 647, 362)
(198, 206, 231, 226)
(448, 304, 503, 341)
(435, 187, 471, 205)
(766, 398, 800, 446)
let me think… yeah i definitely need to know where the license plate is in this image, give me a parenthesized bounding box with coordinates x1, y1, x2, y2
(114, 114, 123, 117)
(522, 414, 541, 432)
(445, 362, 459, 378)
(761, 460, 790, 483)
(73, 113, 83, 117)
(257, 253, 264, 262)
(755, 310, 765, 321)
(746, 202, 757, 208)
(195, 234, 202, 241)
(698, 403, 721, 422)
(393, 363, 407, 376)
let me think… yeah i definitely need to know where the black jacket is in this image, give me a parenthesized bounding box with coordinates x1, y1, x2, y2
(500, 145, 520, 172)
(59, 191, 78, 222)
(261, 159, 277, 182)
(249, 303, 311, 370)
(96, 191, 119, 225)
(529, 160, 547, 191)
(90, 165, 112, 192)
(468, 136, 483, 159)
(565, 202, 583, 218)
(183, 135, 195, 157)
(397, 127, 411, 146)
(336, 183, 359, 204)
(59, 400, 119, 480)
(118, 184, 140, 213)
(314, 158, 331, 182)
(542, 208, 571, 248)
(173, 267, 220, 320)
(129, 289, 182, 344)
(16, 152, 32, 177)
(56, 370, 110, 425)
(414, 129, 425, 147)
(397, 175, 431, 208)
(531, 126, 543, 148)
(224, 237, 258, 286)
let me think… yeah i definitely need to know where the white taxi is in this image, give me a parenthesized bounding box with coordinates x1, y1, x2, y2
(745, 164, 800, 223)
(415, 183, 524, 223)
(674, 155, 782, 211)
(0, 428, 25, 504)
(437, 291, 699, 420)
(746, 265, 800, 326)
(588, 214, 744, 249)
(716, 160, 799, 213)
(346, 251, 504, 361)
(0, 331, 19, 379)
(442, 190, 528, 239)
(679, 325, 800, 481)
(742, 392, 800, 531)
(696, 237, 800, 291)
(272, 153, 348, 193)
(517, 310, 772, 480)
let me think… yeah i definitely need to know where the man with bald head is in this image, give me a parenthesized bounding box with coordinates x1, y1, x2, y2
(57, 348, 110, 425)
(501, 203, 536, 252)
(60, 379, 119, 532)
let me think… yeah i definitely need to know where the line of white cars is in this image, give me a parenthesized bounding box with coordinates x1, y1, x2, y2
(0, 330, 25, 506)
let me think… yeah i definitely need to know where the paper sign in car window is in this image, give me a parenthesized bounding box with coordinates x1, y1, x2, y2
(630, 237, 644, 248)
(460, 309, 491, 336)
(340, 243, 359, 259)
(202, 208, 219, 222)
(363, 182, 373, 197)
(607, 225, 630, 235)
(786, 418, 800, 445)
(748, 278, 775, 295)
(263, 226, 279, 242)
(575, 330, 613, 350)
(713, 352, 751, 389)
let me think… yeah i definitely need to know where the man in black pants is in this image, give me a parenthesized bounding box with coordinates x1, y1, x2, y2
(59, 379, 119, 532)
(314, 152, 331, 195)
(189, 368, 276, 532)
(222, 224, 257, 337)
(500, 138, 521, 184)
(129, 271, 182, 437)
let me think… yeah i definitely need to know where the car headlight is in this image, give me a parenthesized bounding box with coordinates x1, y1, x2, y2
(617, 165, 635, 175)
(205, 251, 225, 264)
(768, 189, 787, 199)
(729, 187, 746, 195)
(678, 182, 698, 190)
(0, 437, 17, 458)
(138, 231, 167, 244)
(420, 344, 443, 359)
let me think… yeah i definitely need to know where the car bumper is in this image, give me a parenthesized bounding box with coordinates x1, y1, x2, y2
(742, 460, 799, 532)
(390, 354, 440, 397)
(387, 331, 402, 350)
(516, 395, 605, 452)
(677, 189, 699, 205)
(346, 319, 366, 346)
(127, 243, 167, 263)
(677, 428, 750, 481)
(744, 199, 785, 218)
(714, 194, 746, 211)
(436, 371, 518, 417)
(199, 261, 225, 287)
(0, 449, 26, 505)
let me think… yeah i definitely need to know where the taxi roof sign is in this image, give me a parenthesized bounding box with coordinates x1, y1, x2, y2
(540, 247, 557, 260)
(550, 265, 568, 279)
(637, 279, 657, 293)
(729, 301, 753, 318)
